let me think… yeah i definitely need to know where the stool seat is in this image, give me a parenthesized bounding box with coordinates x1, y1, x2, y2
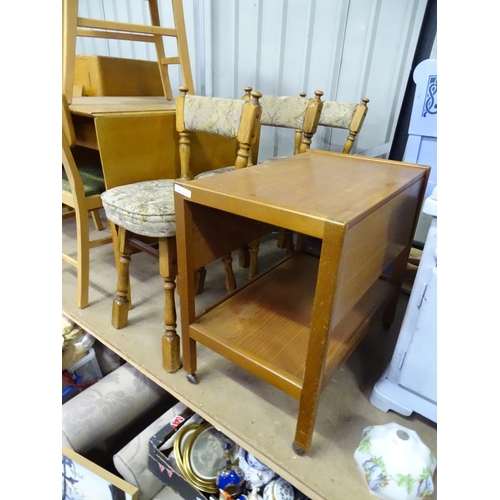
(101, 179, 176, 238)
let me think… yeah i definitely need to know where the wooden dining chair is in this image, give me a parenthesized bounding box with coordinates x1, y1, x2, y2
(275, 93, 370, 252)
(196, 88, 325, 278)
(316, 96, 370, 154)
(62, 94, 114, 309)
(62, 0, 194, 104)
(253, 89, 324, 155)
(251, 89, 327, 255)
(100, 87, 262, 374)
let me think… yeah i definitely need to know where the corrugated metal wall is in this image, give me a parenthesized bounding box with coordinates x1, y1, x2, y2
(76, 0, 432, 161)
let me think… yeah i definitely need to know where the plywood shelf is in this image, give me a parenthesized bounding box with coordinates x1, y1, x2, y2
(191, 253, 396, 400)
(63, 222, 437, 500)
(62, 149, 436, 499)
(191, 254, 318, 396)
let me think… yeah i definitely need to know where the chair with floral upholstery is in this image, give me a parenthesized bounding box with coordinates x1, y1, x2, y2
(101, 87, 262, 374)
(316, 96, 370, 154)
(195, 88, 325, 277)
(62, 94, 114, 309)
(276, 93, 370, 252)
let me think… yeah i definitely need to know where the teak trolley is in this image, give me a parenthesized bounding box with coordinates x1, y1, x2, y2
(173, 150, 429, 454)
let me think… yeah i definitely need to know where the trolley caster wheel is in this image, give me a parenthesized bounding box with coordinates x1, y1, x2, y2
(187, 373, 198, 384)
(292, 443, 305, 456)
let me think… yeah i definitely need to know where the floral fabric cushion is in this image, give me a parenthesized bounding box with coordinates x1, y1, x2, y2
(184, 95, 245, 138)
(259, 95, 309, 129)
(319, 101, 357, 129)
(101, 180, 177, 238)
(258, 155, 288, 164)
(62, 363, 168, 454)
(113, 401, 188, 500)
(194, 166, 236, 180)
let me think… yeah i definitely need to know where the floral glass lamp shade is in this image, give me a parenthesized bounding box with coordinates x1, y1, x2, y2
(353, 422, 436, 500)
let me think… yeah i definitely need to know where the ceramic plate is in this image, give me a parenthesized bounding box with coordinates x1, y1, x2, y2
(246, 451, 271, 472)
(237, 448, 276, 488)
(274, 477, 294, 500)
(263, 479, 277, 500)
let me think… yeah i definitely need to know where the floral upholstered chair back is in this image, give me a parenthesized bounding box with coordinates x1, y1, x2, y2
(318, 97, 370, 154)
(175, 87, 262, 180)
(243, 88, 324, 155)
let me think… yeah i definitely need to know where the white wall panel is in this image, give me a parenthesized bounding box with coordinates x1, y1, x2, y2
(210, 0, 237, 98)
(76, 0, 107, 55)
(73, 0, 432, 160)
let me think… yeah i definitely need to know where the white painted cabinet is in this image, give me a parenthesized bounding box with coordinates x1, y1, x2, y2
(370, 189, 437, 422)
(370, 58, 437, 423)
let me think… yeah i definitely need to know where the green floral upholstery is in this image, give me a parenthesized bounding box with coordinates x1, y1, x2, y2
(184, 95, 246, 138)
(62, 164, 106, 196)
(259, 95, 309, 128)
(101, 180, 177, 238)
(319, 101, 357, 129)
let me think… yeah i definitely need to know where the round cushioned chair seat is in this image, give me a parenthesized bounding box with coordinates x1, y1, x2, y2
(101, 179, 176, 238)
(258, 155, 288, 164)
(194, 166, 235, 180)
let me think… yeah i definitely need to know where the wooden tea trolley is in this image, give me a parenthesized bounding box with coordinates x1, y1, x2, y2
(173, 150, 429, 454)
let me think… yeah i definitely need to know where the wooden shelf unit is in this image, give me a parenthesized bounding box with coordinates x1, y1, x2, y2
(174, 150, 430, 454)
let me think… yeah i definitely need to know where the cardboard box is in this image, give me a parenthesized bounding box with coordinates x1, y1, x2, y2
(148, 407, 218, 500)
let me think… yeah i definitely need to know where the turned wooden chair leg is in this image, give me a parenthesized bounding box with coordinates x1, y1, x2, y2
(295, 233, 308, 252)
(222, 254, 237, 292)
(109, 220, 132, 308)
(285, 230, 295, 254)
(91, 208, 105, 231)
(195, 267, 206, 295)
(159, 237, 181, 373)
(248, 239, 260, 279)
(75, 206, 90, 309)
(112, 226, 132, 329)
(238, 244, 250, 268)
(277, 228, 287, 249)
